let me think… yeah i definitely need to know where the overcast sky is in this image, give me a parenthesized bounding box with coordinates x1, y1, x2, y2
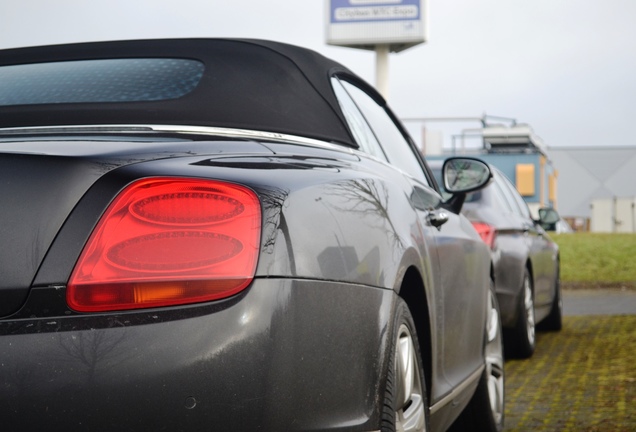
(1, 0, 635, 150)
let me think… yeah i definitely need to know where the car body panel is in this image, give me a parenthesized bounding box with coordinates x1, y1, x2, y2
(2, 279, 393, 431)
(430, 211, 489, 389)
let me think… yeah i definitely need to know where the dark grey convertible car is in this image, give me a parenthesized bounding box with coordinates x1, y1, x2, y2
(0, 39, 503, 431)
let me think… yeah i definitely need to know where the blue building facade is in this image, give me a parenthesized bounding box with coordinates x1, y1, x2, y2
(426, 125, 558, 216)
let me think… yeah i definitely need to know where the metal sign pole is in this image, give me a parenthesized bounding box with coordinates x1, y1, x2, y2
(375, 44, 390, 99)
(326, 0, 428, 100)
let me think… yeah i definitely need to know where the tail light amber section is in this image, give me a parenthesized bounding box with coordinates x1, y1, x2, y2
(471, 221, 496, 250)
(67, 178, 261, 312)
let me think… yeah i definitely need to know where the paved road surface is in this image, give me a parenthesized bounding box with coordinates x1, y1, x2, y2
(563, 289, 636, 316)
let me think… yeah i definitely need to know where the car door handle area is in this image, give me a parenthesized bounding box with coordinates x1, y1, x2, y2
(427, 209, 449, 228)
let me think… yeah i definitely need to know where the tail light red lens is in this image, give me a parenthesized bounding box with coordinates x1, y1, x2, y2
(471, 222, 496, 249)
(67, 178, 261, 312)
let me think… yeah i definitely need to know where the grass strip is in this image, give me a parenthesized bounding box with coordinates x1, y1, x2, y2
(552, 233, 636, 287)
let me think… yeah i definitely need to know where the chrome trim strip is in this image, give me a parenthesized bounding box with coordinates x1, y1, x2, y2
(0, 124, 355, 154)
(429, 366, 483, 415)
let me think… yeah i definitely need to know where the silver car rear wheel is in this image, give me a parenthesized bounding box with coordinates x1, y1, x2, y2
(382, 299, 428, 432)
(522, 275, 536, 347)
(485, 288, 505, 427)
(395, 324, 426, 432)
(504, 268, 536, 358)
(448, 282, 505, 432)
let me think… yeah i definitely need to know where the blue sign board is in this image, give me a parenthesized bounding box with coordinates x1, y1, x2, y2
(330, 0, 421, 24)
(326, 0, 427, 52)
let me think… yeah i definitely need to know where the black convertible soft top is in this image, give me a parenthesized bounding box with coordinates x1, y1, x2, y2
(0, 38, 384, 148)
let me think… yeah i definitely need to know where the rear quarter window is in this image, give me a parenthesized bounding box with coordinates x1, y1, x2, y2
(339, 80, 430, 186)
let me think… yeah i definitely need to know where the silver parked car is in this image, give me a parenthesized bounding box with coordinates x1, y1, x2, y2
(430, 159, 562, 358)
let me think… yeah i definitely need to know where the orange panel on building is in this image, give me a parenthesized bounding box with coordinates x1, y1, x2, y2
(515, 164, 535, 196)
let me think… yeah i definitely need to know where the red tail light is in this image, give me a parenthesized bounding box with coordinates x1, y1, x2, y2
(471, 222, 496, 249)
(67, 178, 261, 312)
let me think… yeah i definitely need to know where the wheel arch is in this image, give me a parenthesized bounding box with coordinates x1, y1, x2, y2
(525, 258, 535, 292)
(398, 266, 433, 406)
(515, 259, 534, 327)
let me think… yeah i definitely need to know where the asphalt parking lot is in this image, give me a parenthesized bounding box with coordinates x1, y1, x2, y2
(504, 289, 636, 431)
(563, 289, 636, 316)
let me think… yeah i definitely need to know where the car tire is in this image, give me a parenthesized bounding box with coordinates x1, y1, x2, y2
(381, 298, 429, 432)
(504, 268, 536, 359)
(449, 282, 505, 432)
(537, 267, 563, 331)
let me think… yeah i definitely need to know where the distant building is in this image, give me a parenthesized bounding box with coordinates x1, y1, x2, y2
(427, 124, 557, 217)
(417, 119, 636, 232)
(547, 146, 636, 232)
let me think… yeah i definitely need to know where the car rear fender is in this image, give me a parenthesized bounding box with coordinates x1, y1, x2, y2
(33, 151, 423, 293)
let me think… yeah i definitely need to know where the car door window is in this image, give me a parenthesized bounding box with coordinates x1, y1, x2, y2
(505, 177, 533, 219)
(498, 171, 532, 219)
(331, 77, 388, 162)
(490, 176, 514, 213)
(337, 79, 431, 187)
(494, 171, 524, 217)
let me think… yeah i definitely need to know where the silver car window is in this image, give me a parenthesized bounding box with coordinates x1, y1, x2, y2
(338, 80, 430, 187)
(331, 77, 388, 161)
(498, 170, 532, 219)
(494, 171, 522, 216)
(507, 177, 533, 219)
(490, 176, 514, 213)
(496, 171, 522, 216)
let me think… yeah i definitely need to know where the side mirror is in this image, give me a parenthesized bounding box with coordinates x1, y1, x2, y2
(538, 207, 560, 231)
(440, 157, 492, 214)
(442, 157, 492, 194)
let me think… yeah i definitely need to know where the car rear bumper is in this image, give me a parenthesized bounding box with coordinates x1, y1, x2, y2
(1, 278, 393, 431)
